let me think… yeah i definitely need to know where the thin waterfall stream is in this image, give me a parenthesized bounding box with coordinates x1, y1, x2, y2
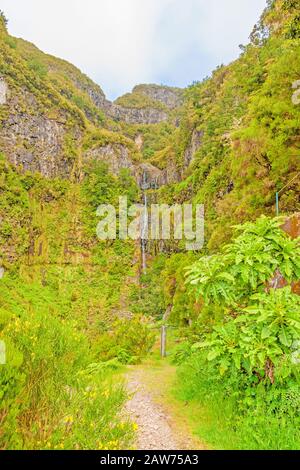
(141, 193, 148, 274)
(140, 171, 148, 274)
(140, 171, 160, 274)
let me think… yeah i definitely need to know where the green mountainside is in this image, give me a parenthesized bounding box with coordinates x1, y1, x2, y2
(0, 0, 300, 450)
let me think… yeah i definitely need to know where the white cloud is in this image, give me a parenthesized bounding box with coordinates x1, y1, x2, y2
(0, 0, 267, 99)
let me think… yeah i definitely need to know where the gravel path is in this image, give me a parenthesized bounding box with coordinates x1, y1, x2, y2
(125, 369, 195, 450)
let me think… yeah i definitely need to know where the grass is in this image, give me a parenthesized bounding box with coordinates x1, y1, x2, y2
(125, 331, 300, 450)
(0, 272, 136, 450)
(175, 354, 300, 450)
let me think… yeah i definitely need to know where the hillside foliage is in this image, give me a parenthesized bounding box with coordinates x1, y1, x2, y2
(0, 0, 300, 451)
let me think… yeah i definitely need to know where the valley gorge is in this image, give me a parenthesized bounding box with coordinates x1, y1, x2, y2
(0, 0, 300, 452)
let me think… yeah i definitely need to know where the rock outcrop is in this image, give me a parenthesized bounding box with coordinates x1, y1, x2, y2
(87, 83, 183, 125)
(134, 134, 144, 151)
(84, 143, 135, 175)
(83, 144, 180, 189)
(106, 103, 168, 125)
(88, 93, 169, 125)
(132, 84, 183, 110)
(83, 144, 164, 188)
(183, 129, 203, 168)
(2, 115, 72, 178)
(136, 163, 165, 189)
(0, 77, 8, 105)
(0, 89, 81, 178)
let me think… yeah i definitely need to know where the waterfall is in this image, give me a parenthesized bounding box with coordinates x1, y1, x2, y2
(141, 172, 148, 274)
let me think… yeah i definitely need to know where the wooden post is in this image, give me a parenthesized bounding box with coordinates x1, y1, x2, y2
(160, 325, 167, 358)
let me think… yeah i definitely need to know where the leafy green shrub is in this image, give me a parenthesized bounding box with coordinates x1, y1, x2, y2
(0, 279, 134, 450)
(130, 254, 167, 319)
(176, 350, 300, 449)
(28, 58, 47, 78)
(179, 215, 300, 448)
(187, 216, 300, 306)
(170, 341, 193, 365)
(94, 316, 155, 364)
(186, 216, 300, 383)
(194, 287, 300, 381)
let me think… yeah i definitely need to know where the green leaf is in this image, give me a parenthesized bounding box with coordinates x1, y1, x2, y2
(217, 272, 235, 282)
(219, 361, 229, 375)
(191, 341, 210, 351)
(261, 326, 271, 339)
(279, 328, 292, 347)
(207, 349, 221, 361)
(233, 353, 241, 370)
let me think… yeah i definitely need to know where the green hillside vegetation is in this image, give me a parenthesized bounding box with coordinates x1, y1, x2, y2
(14, 38, 107, 126)
(155, 0, 300, 248)
(0, 151, 151, 449)
(115, 91, 167, 111)
(0, 0, 300, 450)
(147, 0, 300, 325)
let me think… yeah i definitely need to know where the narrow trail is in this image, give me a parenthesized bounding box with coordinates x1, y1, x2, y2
(125, 364, 206, 451)
(126, 370, 179, 450)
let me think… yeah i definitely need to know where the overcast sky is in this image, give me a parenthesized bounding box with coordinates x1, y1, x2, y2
(0, 0, 267, 100)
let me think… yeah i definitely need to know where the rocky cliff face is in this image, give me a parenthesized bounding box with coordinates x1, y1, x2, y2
(1, 111, 74, 178)
(0, 81, 82, 178)
(0, 77, 8, 105)
(0, 71, 178, 183)
(132, 84, 183, 109)
(183, 129, 203, 169)
(84, 143, 135, 175)
(83, 142, 180, 189)
(0, 23, 188, 185)
(103, 83, 183, 125)
(88, 85, 180, 125)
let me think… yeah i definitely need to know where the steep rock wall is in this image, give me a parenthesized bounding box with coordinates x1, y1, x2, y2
(0, 86, 81, 178)
(183, 129, 203, 168)
(132, 84, 183, 109)
(0, 77, 8, 105)
(84, 143, 135, 175)
(88, 94, 169, 125)
(107, 103, 168, 125)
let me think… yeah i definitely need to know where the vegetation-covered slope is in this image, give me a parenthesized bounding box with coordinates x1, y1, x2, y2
(0, 0, 300, 451)
(154, 0, 300, 247)
(0, 150, 147, 448)
(134, 0, 300, 450)
(143, 0, 300, 325)
(0, 13, 150, 449)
